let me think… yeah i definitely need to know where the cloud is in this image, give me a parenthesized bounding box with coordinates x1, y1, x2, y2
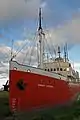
(65, 15, 80, 43)
(15, 45, 38, 65)
(0, 77, 9, 88)
(8, 12, 80, 62)
(14, 40, 28, 47)
(45, 13, 80, 48)
(0, 45, 10, 75)
(0, 44, 15, 88)
(14, 39, 33, 48)
(73, 62, 80, 77)
(0, 0, 47, 22)
(0, 61, 9, 88)
(0, 45, 11, 61)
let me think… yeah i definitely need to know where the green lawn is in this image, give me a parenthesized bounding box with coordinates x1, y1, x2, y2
(0, 91, 80, 120)
(0, 91, 11, 119)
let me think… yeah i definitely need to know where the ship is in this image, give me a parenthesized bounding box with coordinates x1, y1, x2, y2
(9, 8, 80, 112)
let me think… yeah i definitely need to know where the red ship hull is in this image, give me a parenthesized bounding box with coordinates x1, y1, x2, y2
(9, 61, 80, 112)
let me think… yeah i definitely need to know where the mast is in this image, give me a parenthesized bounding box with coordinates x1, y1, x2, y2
(38, 8, 45, 68)
(38, 8, 42, 31)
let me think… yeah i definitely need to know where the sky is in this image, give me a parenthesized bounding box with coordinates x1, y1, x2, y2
(0, 0, 80, 88)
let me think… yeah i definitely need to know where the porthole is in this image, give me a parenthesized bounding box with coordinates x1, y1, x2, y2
(60, 68, 62, 71)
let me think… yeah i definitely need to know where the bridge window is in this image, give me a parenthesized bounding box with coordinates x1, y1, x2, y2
(54, 68, 56, 71)
(69, 63, 71, 67)
(60, 68, 62, 71)
(67, 68, 69, 71)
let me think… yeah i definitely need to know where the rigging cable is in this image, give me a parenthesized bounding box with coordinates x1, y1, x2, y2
(44, 37, 54, 60)
(44, 30, 61, 69)
(11, 40, 30, 60)
(22, 46, 30, 65)
(21, 33, 37, 66)
(28, 33, 37, 65)
(45, 30, 57, 58)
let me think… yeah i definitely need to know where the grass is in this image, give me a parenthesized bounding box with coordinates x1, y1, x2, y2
(0, 91, 11, 119)
(0, 91, 80, 120)
(15, 101, 80, 120)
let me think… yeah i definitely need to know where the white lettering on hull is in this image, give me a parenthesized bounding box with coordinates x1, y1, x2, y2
(38, 84, 54, 88)
(12, 98, 17, 112)
(46, 85, 54, 88)
(38, 84, 45, 87)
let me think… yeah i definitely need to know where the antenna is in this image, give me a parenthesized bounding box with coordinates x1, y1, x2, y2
(47, 53, 49, 62)
(64, 45, 66, 62)
(37, 43, 39, 65)
(66, 43, 69, 61)
(11, 39, 14, 61)
(64, 43, 69, 62)
(58, 46, 61, 58)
